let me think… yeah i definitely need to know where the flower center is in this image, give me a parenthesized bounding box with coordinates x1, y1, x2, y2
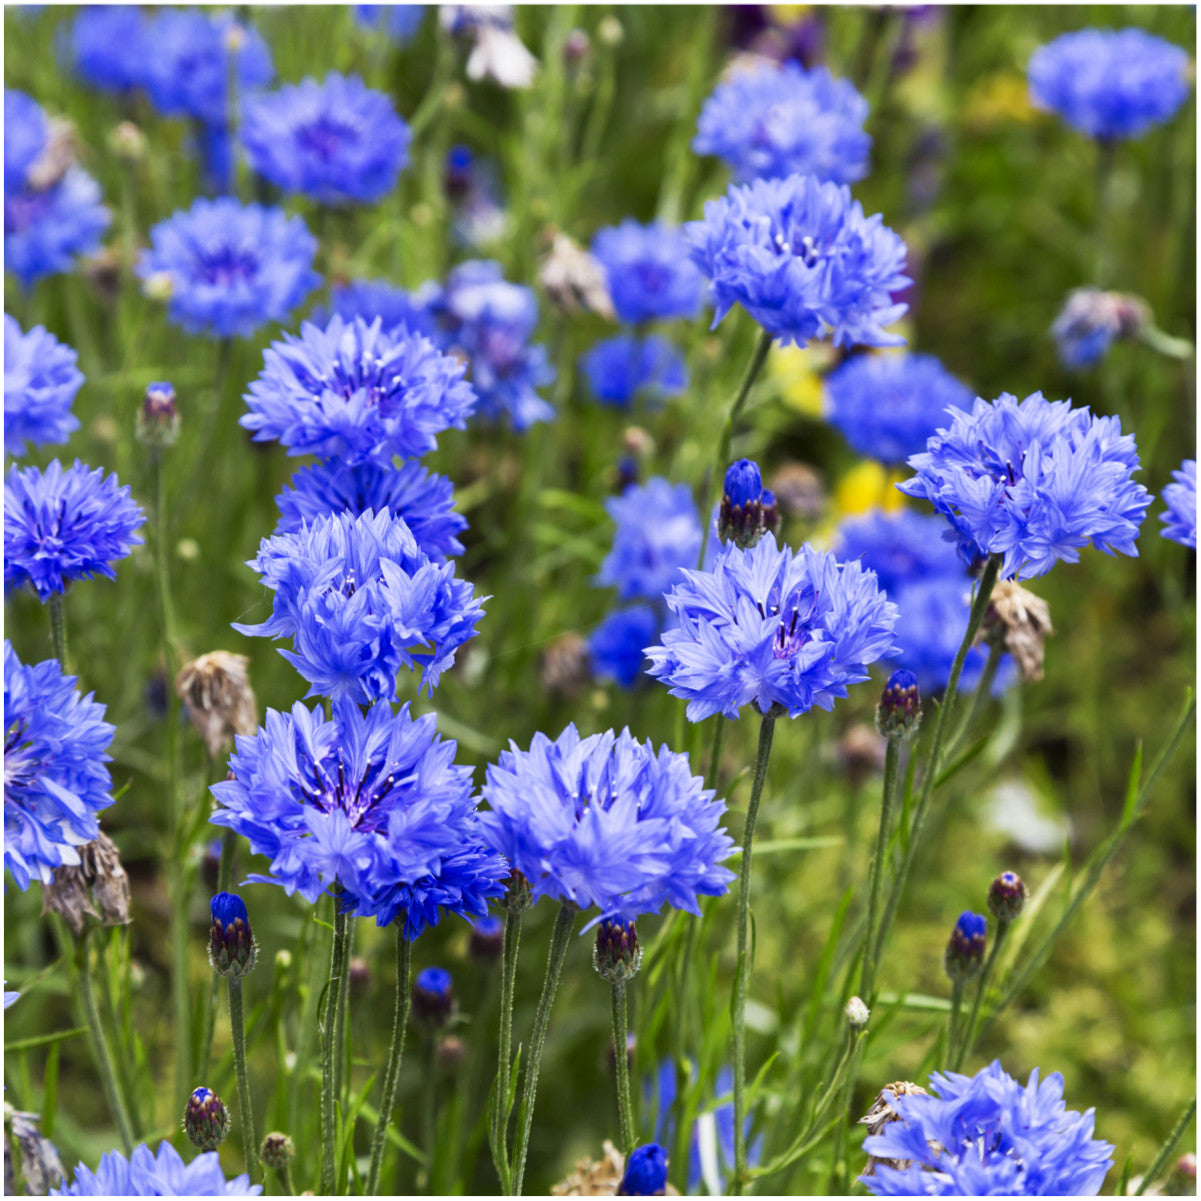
(297, 749, 404, 834)
(760, 585, 821, 660)
(189, 241, 261, 286)
(297, 116, 359, 162)
(4, 720, 35, 796)
(773, 230, 820, 267)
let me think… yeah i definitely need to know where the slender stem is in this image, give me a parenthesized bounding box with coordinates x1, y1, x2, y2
(731, 710, 778, 1196)
(47, 592, 67, 668)
(952, 921, 1008, 1073)
(321, 896, 352, 1194)
(611, 981, 636, 1153)
(698, 329, 774, 568)
(367, 927, 413, 1196)
(947, 642, 1003, 762)
(947, 981, 964, 1063)
(229, 977, 259, 1184)
(421, 1034, 438, 1191)
(491, 909, 523, 1191)
(706, 718, 727, 788)
(73, 929, 136, 1152)
(1134, 1096, 1197, 1196)
(860, 738, 901, 1002)
(511, 903, 576, 1196)
(273, 1161, 294, 1195)
(1094, 137, 1116, 287)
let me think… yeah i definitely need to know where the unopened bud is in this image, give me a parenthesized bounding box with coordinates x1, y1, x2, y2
(259, 1131, 294, 1171)
(108, 121, 146, 164)
(597, 15, 623, 46)
(437, 1034, 466, 1073)
(944, 911, 987, 984)
(209, 892, 257, 978)
(469, 914, 505, 962)
(349, 956, 370, 999)
(183, 1087, 229, 1151)
(845, 996, 870, 1029)
(593, 919, 641, 985)
(719, 458, 772, 548)
(618, 1143, 667, 1196)
(564, 28, 591, 68)
(876, 669, 922, 741)
(503, 869, 532, 915)
(141, 270, 174, 302)
(412, 966, 454, 1027)
(136, 381, 180, 450)
(987, 870, 1027, 923)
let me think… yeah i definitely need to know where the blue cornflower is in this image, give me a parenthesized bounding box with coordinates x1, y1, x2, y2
(589, 606, 660, 688)
(478, 725, 736, 922)
(1050, 289, 1149, 370)
(242, 73, 411, 205)
(825, 353, 974, 465)
(233, 508, 484, 702)
(354, 5, 427, 41)
(51, 1139, 260, 1196)
(861, 1060, 1114, 1196)
(275, 460, 467, 561)
(581, 335, 688, 408)
(1028, 28, 1190, 141)
(5, 315, 84, 457)
(242, 315, 475, 464)
(4, 641, 115, 891)
(647, 533, 899, 721)
(316, 278, 438, 339)
(618, 1145, 668, 1196)
(834, 510, 965, 597)
(898, 391, 1152, 580)
(137, 199, 320, 339)
(591, 221, 705, 324)
(1160, 458, 1196, 550)
(694, 60, 871, 185)
(64, 6, 150, 93)
(686, 174, 909, 349)
(5, 89, 47, 190)
(140, 9, 273, 127)
(211, 697, 486, 915)
(5, 460, 146, 601)
(598, 478, 703, 603)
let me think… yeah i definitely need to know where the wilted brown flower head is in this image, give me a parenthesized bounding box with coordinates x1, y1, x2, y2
(979, 580, 1053, 683)
(42, 832, 131, 936)
(838, 723, 887, 788)
(175, 652, 258, 761)
(541, 633, 592, 700)
(768, 461, 826, 521)
(538, 229, 616, 321)
(859, 1081, 930, 1176)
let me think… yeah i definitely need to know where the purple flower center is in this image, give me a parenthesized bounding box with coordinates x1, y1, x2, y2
(296, 748, 403, 834)
(189, 242, 262, 287)
(297, 115, 359, 161)
(4, 720, 35, 795)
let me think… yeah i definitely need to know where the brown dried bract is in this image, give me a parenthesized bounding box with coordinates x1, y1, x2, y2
(980, 580, 1054, 683)
(552, 1141, 679, 1196)
(41, 832, 131, 936)
(859, 1080, 929, 1176)
(538, 230, 616, 321)
(541, 633, 592, 700)
(176, 651, 258, 761)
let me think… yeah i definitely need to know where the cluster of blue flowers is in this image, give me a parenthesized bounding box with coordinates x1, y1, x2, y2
(4, 315, 83, 457)
(581, 335, 688, 409)
(51, 1139, 260, 1197)
(861, 1060, 1114, 1196)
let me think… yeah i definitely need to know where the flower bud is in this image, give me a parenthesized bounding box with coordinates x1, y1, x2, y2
(563, 28, 592, 68)
(876, 669, 922, 741)
(349, 956, 370, 999)
(845, 996, 870, 1029)
(502, 869, 533, 914)
(944, 911, 987, 983)
(136, 381, 180, 450)
(183, 1087, 229, 1151)
(987, 870, 1027, 923)
(719, 458, 772, 548)
(618, 1143, 668, 1196)
(209, 892, 257, 978)
(859, 1081, 929, 1177)
(1166, 1153, 1197, 1195)
(469, 914, 505, 963)
(259, 1131, 294, 1172)
(108, 121, 146, 165)
(141, 270, 174, 302)
(597, 15, 623, 46)
(593, 918, 642, 985)
(437, 1034, 466, 1073)
(540, 633, 592, 701)
(444, 144, 474, 202)
(412, 966, 454, 1027)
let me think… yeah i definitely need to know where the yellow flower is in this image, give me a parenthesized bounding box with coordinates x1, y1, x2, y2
(769, 343, 836, 418)
(833, 461, 907, 519)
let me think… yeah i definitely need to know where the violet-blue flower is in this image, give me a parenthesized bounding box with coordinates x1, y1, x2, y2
(646, 532, 899, 721)
(1050, 289, 1148, 370)
(5, 460, 146, 601)
(861, 1060, 1114, 1196)
(137, 198, 320, 339)
(694, 60, 871, 184)
(686, 174, 909, 348)
(1159, 458, 1196, 550)
(4, 315, 83, 457)
(597, 478, 703, 603)
(581, 334, 688, 408)
(1028, 28, 1190, 141)
(478, 724, 736, 921)
(589, 606, 660, 688)
(5, 89, 47, 190)
(825, 353, 974, 464)
(64, 6, 151, 93)
(233, 508, 484, 702)
(211, 696, 486, 917)
(242, 315, 475, 464)
(834, 510, 965, 596)
(591, 220, 705, 324)
(242, 73, 411, 205)
(51, 1139, 260, 1196)
(898, 391, 1152, 580)
(316, 278, 438, 339)
(275, 460, 467, 561)
(4, 641, 115, 892)
(354, 5, 427, 41)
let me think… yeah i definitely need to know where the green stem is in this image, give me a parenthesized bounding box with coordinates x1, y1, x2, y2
(421, 1034, 438, 1192)
(731, 710, 778, 1196)
(1095, 138, 1116, 287)
(1137, 324, 1195, 360)
(860, 738, 901, 1003)
(229, 977, 259, 1184)
(321, 897, 351, 1194)
(611, 981, 636, 1154)
(491, 909, 523, 1192)
(273, 1161, 294, 1195)
(47, 592, 67, 668)
(1134, 1096, 1197, 1196)
(951, 921, 1008, 1073)
(510, 903, 576, 1196)
(706, 718, 727, 788)
(366, 927, 412, 1196)
(698, 329, 774, 568)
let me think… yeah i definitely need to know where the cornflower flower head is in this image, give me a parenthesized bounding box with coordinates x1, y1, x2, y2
(478, 724, 736, 922)
(233, 508, 484, 703)
(137, 199, 320, 339)
(597, 478, 703, 603)
(317, 277, 438, 339)
(694, 60, 871, 185)
(354, 5, 427, 42)
(898, 391, 1152, 580)
(1159, 458, 1196, 549)
(1050, 289, 1148, 370)
(64, 6, 151, 93)
(5, 460, 146, 601)
(140, 8, 273, 127)
(211, 697, 483, 913)
(686, 174, 909, 348)
(861, 1060, 1114, 1196)
(581, 334, 688, 408)
(51, 1139, 260, 1196)
(242, 73, 411, 205)
(1028, 28, 1190, 141)
(275, 460, 467, 561)
(5, 89, 47, 190)
(242, 314, 474, 464)
(590, 220, 705, 323)
(4, 641, 115, 892)
(5, 315, 84, 457)
(589, 605, 660, 688)
(825, 353, 974, 465)
(834, 509, 965, 598)
(646, 532, 899, 721)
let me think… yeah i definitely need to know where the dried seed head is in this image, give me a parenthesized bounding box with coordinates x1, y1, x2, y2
(541, 633, 592, 701)
(42, 833, 131, 936)
(980, 580, 1053, 683)
(175, 652, 258, 761)
(538, 230, 615, 320)
(859, 1081, 929, 1176)
(768, 461, 826, 521)
(838, 722, 888, 787)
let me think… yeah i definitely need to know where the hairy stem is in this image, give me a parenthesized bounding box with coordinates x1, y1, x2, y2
(611, 981, 636, 1153)
(860, 738, 901, 1003)
(229, 977, 259, 1183)
(366, 927, 412, 1196)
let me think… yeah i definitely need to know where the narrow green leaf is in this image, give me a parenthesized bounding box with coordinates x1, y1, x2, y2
(4, 1027, 89, 1053)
